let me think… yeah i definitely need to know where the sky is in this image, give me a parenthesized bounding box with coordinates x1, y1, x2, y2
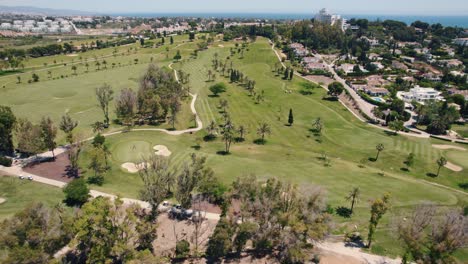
(0, 0, 467, 16)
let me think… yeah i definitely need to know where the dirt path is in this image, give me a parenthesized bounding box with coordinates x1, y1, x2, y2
(315, 242, 401, 264)
(432, 144, 466, 151)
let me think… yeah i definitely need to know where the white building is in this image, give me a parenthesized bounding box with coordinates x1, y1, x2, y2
(397, 86, 444, 104)
(315, 8, 346, 31)
(454, 38, 468, 46)
(0, 23, 12, 30)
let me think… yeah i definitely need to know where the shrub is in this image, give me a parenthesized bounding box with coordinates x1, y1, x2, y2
(0, 156, 12, 167)
(63, 178, 89, 206)
(175, 240, 190, 258)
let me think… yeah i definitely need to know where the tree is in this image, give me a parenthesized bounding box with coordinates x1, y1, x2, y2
(88, 147, 107, 185)
(95, 61, 101, 70)
(39, 117, 57, 159)
(72, 197, 157, 263)
(346, 187, 360, 215)
(15, 118, 43, 156)
(312, 117, 323, 135)
(436, 156, 447, 177)
(256, 123, 271, 144)
(404, 152, 415, 171)
(0, 105, 16, 154)
(91, 121, 106, 133)
(327, 82, 344, 98)
(71, 65, 77, 75)
(59, 114, 78, 144)
(398, 206, 467, 263)
(375, 143, 384, 161)
(367, 193, 391, 248)
(288, 108, 294, 126)
(115, 88, 136, 121)
(0, 203, 73, 263)
(209, 82, 226, 96)
(139, 155, 175, 218)
(237, 125, 247, 142)
(219, 99, 229, 113)
(67, 139, 82, 178)
(222, 127, 234, 154)
(206, 218, 233, 259)
(95, 83, 114, 126)
(173, 50, 182, 61)
(85, 62, 89, 72)
(175, 240, 190, 258)
(206, 121, 217, 139)
(170, 36, 174, 45)
(388, 120, 404, 135)
(63, 178, 89, 206)
(32, 73, 39, 82)
(176, 153, 213, 209)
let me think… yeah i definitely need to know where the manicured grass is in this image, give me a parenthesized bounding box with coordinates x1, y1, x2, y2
(0, 176, 65, 220)
(452, 123, 468, 138)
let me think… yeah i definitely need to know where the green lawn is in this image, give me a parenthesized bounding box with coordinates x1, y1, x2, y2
(1, 35, 467, 261)
(0, 176, 65, 220)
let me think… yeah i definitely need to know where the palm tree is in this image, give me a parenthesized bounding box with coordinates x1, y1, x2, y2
(313, 117, 323, 134)
(375, 143, 384, 161)
(85, 62, 89, 72)
(256, 123, 271, 144)
(222, 128, 234, 154)
(71, 65, 77, 75)
(95, 61, 101, 71)
(102, 60, 108, 69)
(219, 99, 229, 113)
(436, 157, 447, 177)
(346, 187, 360, 214)
(237, 125, 247, 141)
(47, 70, 52, 79)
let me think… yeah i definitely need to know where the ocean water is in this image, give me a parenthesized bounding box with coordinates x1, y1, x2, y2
(114, 12, 468, 28)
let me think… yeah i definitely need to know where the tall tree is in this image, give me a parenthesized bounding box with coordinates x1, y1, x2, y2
(346, 187, 360, 215)
(256, 123, 271, 144)
(59, 114, 78, 144)
(237, 125, 247, 142)
(95, 83, 114, 126)
(39, 117, 57, 159)
(139, 155, 175, 219)
(375, 143, 384, 161)
(404, 152, 415, 171)
(288, 108, 294, 126)
(327, 82, 344, 98)
(367, 193, 391, 248)
(436, 156, 447, 177)
(313, 117, 323, 135)
(15, 118, 43, 156)
(0, 105, 16, 155)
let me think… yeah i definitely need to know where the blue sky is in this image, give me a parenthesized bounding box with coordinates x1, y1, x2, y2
(0, 0, 467, 15)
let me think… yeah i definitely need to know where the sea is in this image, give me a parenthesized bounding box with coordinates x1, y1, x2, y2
(113, 13, 468, 28)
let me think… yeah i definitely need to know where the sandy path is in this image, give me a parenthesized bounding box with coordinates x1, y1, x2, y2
(315, 242, 401, 264)
(445, 161, 463, 172)
(432, 144, 466, 151)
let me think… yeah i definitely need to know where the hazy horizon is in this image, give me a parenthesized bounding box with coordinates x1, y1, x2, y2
(0, 0, 467, 16)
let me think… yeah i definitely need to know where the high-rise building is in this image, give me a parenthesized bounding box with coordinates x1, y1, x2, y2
(315, 8, 347, 31)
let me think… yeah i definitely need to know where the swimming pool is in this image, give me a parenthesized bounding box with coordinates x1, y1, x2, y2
(371, 97, 386, 103)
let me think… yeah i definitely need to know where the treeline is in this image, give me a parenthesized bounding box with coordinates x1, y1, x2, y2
(222, 24, 276, 41)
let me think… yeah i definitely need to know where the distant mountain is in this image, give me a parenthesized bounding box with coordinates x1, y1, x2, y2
(0, 5, 99, 16)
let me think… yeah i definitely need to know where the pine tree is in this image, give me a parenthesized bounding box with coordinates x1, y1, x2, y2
(288, 108, 294, 126)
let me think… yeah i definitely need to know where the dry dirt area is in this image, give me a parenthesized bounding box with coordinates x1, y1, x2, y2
(23, 153, 73, 183)
(432, 144, 466, 151)
(153, 213, 218, 257)
(303, 75, 335, 86)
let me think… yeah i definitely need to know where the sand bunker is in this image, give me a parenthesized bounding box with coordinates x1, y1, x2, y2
(121, 162, 147, 173)
(445, 161, 463, 172)
(66, 54, 78, 57)
(0, 198, 6, 205)
(154, 145, 171, 157)
(432, 144, 466, 151)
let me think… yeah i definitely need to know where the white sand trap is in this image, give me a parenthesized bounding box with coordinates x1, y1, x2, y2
(66, 54, 78, 57)
(0, 198, 6, 205)
(121, 162, 146, 173)
(445, 161, 463, 172)
(218, 44, 224, 47)
(432, 144, 466, 151)
(153, 145, 171, 157)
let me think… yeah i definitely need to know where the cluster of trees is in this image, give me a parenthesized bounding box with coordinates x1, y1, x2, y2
(415, 101, 461, 135)
(221, 24, 276, 41)
(114, 64, 185, 127)
(207, 175, 331, 263)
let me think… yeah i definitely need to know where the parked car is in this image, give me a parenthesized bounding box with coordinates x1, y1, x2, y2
(158, 201, 171, 213)
(19, 175, 25, 180)
(169, 205, 194, 220)
(27, 175, 33, 181)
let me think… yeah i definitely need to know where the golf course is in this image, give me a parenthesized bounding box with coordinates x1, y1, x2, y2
(1, 34, 467, 258)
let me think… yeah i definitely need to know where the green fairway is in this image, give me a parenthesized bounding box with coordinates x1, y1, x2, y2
(0, 176, 65, 220)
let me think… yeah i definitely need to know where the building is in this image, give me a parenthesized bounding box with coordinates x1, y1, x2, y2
(397, 86, 444, 104)
(364, 87, 389, 96)
(305, 62, 327, 71)
(302, 56, 321, 64)
(314, 8, 346, 31)
(454, 38, 468, 46)
(448, 88, 468, 100)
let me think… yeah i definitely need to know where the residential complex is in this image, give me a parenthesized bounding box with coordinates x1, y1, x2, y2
(397, 86, 444, 104)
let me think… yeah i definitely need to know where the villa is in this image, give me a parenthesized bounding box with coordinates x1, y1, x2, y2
(363, 87, 389, 97)
(397, 86, 444, 104)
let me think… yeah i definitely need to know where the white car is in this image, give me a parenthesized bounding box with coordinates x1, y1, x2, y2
(27, 176, 33, 181)
(157, 201, 171, 212)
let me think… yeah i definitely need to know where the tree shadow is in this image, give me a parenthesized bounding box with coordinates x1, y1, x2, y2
(234, 137, 245, 143)
(400, 167, 409, 172)
(207, 94, 219, 98)
(64, 165, 80, 178)
(191, 145, 201, 150)
(203, 135, 217, 142)
(459, 183, 468, 190)
(216, 150, 231, 156)
(384, 130, 398, 136)
(426, 172, 437, 178)
(368, 157, 377, 162)
(253, 139, 266, 145)
(336, 206, 352, 218)
(322, 96, 339, 101)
